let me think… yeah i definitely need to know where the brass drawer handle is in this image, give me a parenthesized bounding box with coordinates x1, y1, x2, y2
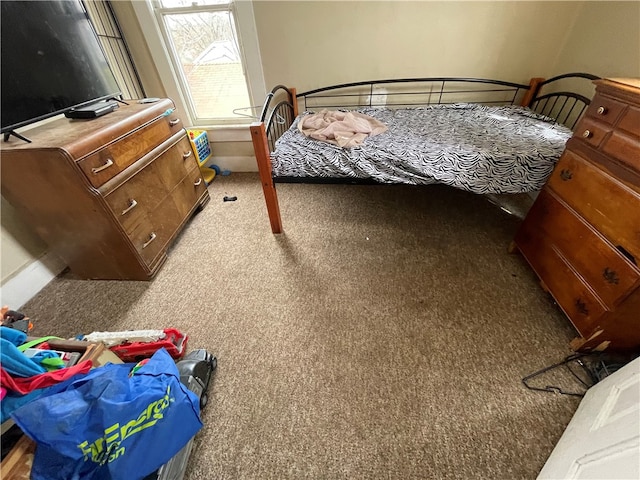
(182, 150, 192, 159)
(142, 232, 157, 249)
(121, 199, 138, 216)
(560, 169, 573, 181)
(194, 178, 202, 187)
(596, 106, 607, 115)
(91, 158, 114, 174)
(582, 129, 592, 139)
(602, 268, 619, 285)
(169, 118, 180, 126)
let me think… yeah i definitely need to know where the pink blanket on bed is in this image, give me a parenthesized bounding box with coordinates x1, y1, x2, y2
(297, 110, 388, 148)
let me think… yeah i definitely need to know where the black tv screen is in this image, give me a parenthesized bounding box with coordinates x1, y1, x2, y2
(1, 0, 121, 133)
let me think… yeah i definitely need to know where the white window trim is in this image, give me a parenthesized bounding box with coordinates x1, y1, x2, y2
(130, 0, 265, 130)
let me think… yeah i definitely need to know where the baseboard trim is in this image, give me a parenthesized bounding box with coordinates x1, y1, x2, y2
(206, 156, 258, 173)
(0, 251, 67, 309)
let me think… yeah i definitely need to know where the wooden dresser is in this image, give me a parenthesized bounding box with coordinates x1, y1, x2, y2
(514, 79, 640, 352)
(1, 99, 209, 280)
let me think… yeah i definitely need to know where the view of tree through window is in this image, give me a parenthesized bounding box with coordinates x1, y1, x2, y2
(159, 0, 251, 120)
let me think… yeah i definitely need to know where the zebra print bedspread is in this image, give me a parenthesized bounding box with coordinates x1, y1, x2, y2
(270, 104, 573, 194)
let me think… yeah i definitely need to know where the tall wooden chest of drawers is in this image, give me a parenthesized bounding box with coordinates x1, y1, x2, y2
(1, 99, 210, 280)
(514, 79, 640, 352)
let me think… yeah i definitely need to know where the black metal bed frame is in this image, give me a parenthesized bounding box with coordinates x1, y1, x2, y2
(259, 73, 599, 155)
(297, 77, 529, 109)
(528, 73, 598, 128)
(250, 72, 600, 233)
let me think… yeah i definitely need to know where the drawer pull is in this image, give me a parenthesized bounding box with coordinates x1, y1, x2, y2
(91, 158, 114, 174)
(602, 267, 619, 285)
(121, 199, 138, 216)
(560, 169, 573, 181)
(596, 106, 607, 115)
(194, 178, 202, 186)
(142, 232, 157, 249)
(182, 150, 192, 159)
(582, 129, 592, 139)
(169, 118, 180, 126)
(575, 298, 589, 316)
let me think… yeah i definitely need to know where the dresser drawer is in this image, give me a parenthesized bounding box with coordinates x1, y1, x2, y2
(129, 195, 184, 266)
(599, 91, 640, 172)
(515, 227, 608, 337)
(526, 189, 640, 308)
(602, 130, 640, 171)
(547, 150, 640, 263)
(104, 133, 198, 232)
(172, 167, 207, 218)
(105, 136, 190, 233)
(154, 135, 198, 191)
(574, 117, 611, 150)
(77, 114, 184, 188)
(585, 94, 626, 126)
(130, 166, 207, 265)
(105, 162, 167, 234)
(617, 105, 640, 137)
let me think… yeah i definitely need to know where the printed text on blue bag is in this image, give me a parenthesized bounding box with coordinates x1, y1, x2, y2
(77, 386, 174, 465)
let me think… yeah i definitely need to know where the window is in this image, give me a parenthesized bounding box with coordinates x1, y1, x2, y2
(83, 0, 145, 99)
(132, 0, 265, 126)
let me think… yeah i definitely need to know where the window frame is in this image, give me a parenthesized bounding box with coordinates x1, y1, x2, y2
(131, 0, 265, 128)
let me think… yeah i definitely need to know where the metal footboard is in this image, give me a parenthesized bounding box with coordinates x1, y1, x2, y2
(260, 85, 296, 153)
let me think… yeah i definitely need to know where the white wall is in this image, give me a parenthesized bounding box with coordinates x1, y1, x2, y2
(549, 1, 640, 78)
(1, 197, 47, 281)
(0, 197, 66, 308)
(253, 1, 585, 92)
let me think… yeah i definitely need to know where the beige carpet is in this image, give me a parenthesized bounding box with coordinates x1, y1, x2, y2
(23, 173, 581, 479)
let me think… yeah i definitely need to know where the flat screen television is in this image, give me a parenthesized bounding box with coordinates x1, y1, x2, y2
(1, 0, 121, 137)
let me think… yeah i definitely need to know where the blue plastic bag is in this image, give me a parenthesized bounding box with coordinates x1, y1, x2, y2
(11, 348, 203, 480)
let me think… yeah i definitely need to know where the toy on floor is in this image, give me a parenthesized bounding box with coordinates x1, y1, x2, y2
(82, 328, 188, 362)
(1, 306, 33, 334)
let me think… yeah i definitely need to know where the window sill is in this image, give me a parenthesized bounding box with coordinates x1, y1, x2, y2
(191, 125, 252, 142)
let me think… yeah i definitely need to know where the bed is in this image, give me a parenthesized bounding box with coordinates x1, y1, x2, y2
(250, 73, 599, 233)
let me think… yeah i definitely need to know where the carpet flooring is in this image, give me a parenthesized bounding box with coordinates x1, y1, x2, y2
(23, 173, 581, 479)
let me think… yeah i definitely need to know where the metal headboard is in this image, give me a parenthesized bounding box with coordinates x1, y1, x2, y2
(297, 77, 531, 110)
(528, 73, 600, 129)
